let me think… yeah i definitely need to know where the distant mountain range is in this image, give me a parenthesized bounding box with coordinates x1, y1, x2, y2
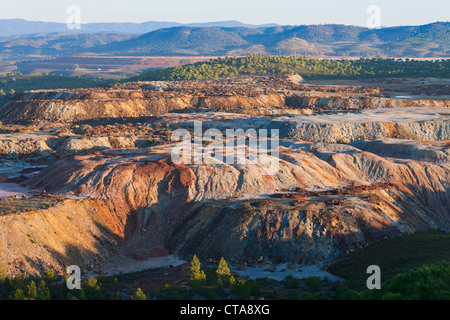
(0, 19, 279, 37)
(93, 22, 449, 57)
(0, 20, 448, 60)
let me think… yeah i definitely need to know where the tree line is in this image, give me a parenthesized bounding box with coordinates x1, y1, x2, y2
(0, 72, 112, 105)
(130, 55, 450, 81)
(0, 257, 448, 300)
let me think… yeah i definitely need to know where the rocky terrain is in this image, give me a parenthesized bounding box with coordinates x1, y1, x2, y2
(0, 74, 448, 278)
(20, 138, 447, 266)
(0, 75, 448, 124)
(267, 107, 450, 143)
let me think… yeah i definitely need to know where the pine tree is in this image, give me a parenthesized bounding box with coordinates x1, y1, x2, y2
(37, 280, 51, 300)
(216, 257, 231, 278)
(130, 287, 147, 300)
(43, 269, 56, 285)
(190, 255, 206, 282)
(27, 281, 37, 300)
(216, 257, 234, 287)
(84, 277, 103, 300)
(10, 289, 26, 300)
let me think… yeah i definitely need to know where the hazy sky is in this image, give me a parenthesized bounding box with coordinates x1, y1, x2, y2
(0, 0, 448, 26)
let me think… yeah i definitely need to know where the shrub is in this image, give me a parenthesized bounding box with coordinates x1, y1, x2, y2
(305, 276, 322, 292)
(335, 284, 364, 300)
(250, 283, 261, 297)
(83, 277, 103, 300)
(10, 288, 26, 300)
(171, 291, 180, 300)
(285, 276, 301, 289)
(37, 280, 51, 300)
(206, 288, 216, 299)
(289, 289, 300, 300)
(232, 279, 252, 299)
(264, 290, 278, 299)
(301, 292, 315, 300)
(205, 267, 217, 285)
(43, 269, 57, 285)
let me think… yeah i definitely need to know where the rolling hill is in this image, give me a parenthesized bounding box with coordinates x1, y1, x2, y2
(0, 19, 278, 37)
(90, 22, 450, 57)
(0, 22, 448, 61)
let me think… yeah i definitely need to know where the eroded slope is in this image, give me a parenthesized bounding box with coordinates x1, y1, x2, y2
(19, 139, 449, 272)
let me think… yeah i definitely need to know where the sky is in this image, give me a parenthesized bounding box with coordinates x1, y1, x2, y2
(0, 0, 448, 27)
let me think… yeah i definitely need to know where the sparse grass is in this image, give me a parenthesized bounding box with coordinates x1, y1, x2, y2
(0, 195, 65, 215)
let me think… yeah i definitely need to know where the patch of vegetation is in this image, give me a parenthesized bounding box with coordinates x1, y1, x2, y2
(305, 276, 322, 292)
(0, 268, 105, 300)
(215, 257, 235, 287)
(284, 275, 301, 289)
(1, 252, 448, 300)
(0, 195, 65, 215)
(334, 260, 450, 300)
(130, 287, 147, 300)
(368, 260, 450, 300)
(130, 55, 450, 82)
(0, 72, 113, 106)
(189, 254, 206, 284)
(1, 233, 449, 301)
(328, 233, 450, 288)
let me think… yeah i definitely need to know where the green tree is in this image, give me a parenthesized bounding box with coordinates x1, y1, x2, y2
(216, 257, 231, 277)
(216, 257, 235, 287)
(171, 291, 180, 300)
(190, 255, 206, 282)
(10, 288, 26, 300)
(301, 292, 316, 300)
(285, 276, 301, 289)
(130, 287, 147, 300)
(83, 277, 103, 300)
(42, 269, 57, 285)
(305, 276, 322, 292)
(27, 281, 38, 300)
(289, 289, 300, 300)
(37, 280, 51, 300)
(232, 279, 251, 299)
